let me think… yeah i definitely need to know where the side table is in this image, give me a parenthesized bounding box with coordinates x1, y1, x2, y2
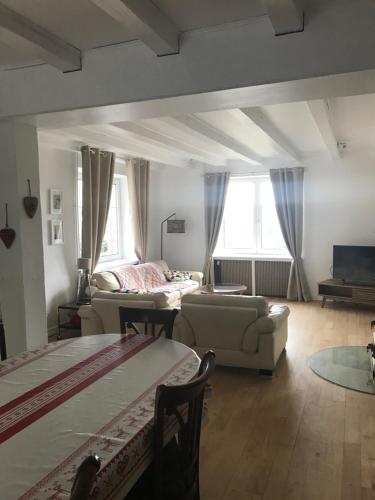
(57, 303, 84, 340)
(199, 283, 247, 295)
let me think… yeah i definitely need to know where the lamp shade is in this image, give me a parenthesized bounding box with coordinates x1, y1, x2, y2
(167, 219, 185, 233)
(77, 257, 91, 270)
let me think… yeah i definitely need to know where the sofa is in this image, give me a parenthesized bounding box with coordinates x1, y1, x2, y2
(78, 260, 203, 336)
(173, 294, 290, 373)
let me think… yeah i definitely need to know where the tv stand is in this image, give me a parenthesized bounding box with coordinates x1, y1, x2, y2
(318, 279, 375, 308)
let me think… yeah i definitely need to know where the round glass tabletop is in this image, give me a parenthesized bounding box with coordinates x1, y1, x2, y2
(309, 346, 375, 394)
(200, 283, 247, 294)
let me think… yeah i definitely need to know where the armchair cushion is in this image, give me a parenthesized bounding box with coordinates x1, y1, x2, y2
(181, 303, 258, 351)
(182, 293, 269, 316)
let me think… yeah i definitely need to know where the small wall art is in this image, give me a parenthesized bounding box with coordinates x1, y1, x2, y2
(50, 219, 64, 245)
(50, 189, 63, 215)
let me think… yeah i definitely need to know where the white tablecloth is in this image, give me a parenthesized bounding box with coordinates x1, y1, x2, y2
(0, 334, 200, 499)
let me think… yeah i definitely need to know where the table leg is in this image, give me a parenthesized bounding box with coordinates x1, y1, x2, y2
(321, 296, 326, 308)
(0, 323, 7, 360)
(57, 308, 62, 340)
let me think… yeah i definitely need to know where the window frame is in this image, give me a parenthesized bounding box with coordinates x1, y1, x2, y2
(215, 175, 289, 258)
(76, 167, 134, 266)
(98, 176, 123, 263)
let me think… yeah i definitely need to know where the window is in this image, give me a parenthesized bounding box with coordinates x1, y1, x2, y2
(77, 171, 135, 265)
(215, 176, 288, 256)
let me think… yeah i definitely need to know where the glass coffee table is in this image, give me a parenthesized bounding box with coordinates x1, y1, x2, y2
(309, 346, 375, 394)
(200, 283, 247, 295)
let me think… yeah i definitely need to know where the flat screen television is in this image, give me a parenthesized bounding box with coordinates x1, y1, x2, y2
(333, 245, 375, 286)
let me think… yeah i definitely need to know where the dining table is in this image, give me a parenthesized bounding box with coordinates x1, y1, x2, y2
(0, 333, 201, 499)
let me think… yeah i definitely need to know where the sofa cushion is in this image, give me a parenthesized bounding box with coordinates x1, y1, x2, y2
(152, 280, 197, 294)
(92, 271, 121, 291)
(93, 289, 180, 308)
(181, 303, 258, 351)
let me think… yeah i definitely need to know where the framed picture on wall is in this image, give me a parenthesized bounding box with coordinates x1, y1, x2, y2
(50, 219, 64, 245)
(50, 189, 63, 215)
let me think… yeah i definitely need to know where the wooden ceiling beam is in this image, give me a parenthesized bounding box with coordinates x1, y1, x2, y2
(240, 107, 301, 161)
(171, 115, 262, 165)
(308, 99, 341, 160)
(0, 3, 81, 72)
(90, 0, 179, 56)
(112, 121, 223, 166)
(64, 125, 188, 167)
(262, 0, 303, 35)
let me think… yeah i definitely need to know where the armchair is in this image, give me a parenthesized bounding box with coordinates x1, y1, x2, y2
(173, 294, 289, 374)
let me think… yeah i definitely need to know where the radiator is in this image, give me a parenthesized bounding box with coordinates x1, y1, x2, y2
(214, 258, 291, 297)
(214, 259, 252, 293)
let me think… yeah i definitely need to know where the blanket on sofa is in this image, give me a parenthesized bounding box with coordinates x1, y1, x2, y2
(110, 262, 167, 290)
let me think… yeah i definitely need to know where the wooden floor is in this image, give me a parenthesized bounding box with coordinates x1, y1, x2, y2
(200, 300, 375, 500)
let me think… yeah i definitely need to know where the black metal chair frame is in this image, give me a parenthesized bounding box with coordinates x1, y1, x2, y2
(119, 307, 179, 339)
(0, 323, 7, 361)
(153, 350, 216, 500)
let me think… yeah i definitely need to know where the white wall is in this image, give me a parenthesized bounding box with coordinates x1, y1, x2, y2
(39, 143, 78, 334)
(303, 153, 375, 298)
(147, 154, 375, 301)
(0, 123, 47, 355)
(147, 163, 206, 271)
(37, 143, 375, 318)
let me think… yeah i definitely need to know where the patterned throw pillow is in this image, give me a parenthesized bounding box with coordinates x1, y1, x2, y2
(164, 270, 192, 282)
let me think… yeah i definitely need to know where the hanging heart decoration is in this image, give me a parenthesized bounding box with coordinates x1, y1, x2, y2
(0, 204, 16, 249)
(23, 179, 38, 218)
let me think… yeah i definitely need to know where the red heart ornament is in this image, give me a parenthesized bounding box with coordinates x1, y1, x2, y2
(0, 227, 16, 248)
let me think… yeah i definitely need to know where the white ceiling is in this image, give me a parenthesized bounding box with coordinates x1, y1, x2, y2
(41, 93, 375, 169)
(0, 0, 267, 70)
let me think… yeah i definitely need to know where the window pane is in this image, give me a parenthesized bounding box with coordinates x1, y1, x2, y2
(100, 185, 119, 257)
(223, 180, 255, 250)
(77, 176, 121, 260)
(260, 181, 286, 251)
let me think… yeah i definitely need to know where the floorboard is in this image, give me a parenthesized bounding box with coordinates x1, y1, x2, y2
(200, 300, 375, 500)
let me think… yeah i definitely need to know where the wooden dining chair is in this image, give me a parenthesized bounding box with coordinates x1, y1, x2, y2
(0, 322, 7, 361)
(119, 307, 179, 339)
(153, 350, 216, 500)
(70, 454, 101, 500)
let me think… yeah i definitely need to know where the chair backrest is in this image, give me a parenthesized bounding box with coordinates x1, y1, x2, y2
(70, 454, 101, 500)
(119, 306, 179, 339)
(0, 322, 7, 361)
(153, 350, 216, 500)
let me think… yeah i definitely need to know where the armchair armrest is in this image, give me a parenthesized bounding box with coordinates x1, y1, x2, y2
(188, 271, 204, 286)
(242, 305, 290, 353)
(78, 305, 104, 336)
(173, 313, 196, 347)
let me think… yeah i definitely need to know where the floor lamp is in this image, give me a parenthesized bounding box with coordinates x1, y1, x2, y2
(160, 213, 185, 259)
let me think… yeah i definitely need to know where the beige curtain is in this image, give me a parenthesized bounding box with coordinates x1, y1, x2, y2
(81, 146, 115, 273)
(270, 167, 311, 302)
(128, 158, 149, 263)
(203, 172, 230, 283)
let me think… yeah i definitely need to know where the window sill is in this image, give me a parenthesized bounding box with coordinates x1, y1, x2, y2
(213, 254, 292, 262)
(95, 258, 138, 272)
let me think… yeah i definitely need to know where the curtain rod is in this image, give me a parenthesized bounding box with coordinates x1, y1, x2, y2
(203, 171, 269, 178)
